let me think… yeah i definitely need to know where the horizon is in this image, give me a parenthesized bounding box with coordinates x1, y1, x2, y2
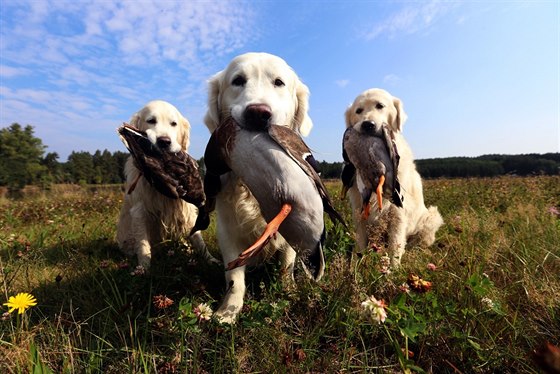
(1, 1, 559, 163)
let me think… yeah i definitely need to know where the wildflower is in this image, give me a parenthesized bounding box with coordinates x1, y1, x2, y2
(427, 263, 437, 271)
(193, 303, 213, 322)
(1, 312, 10, 321)
(548, 206, 560, 216)
(407, 274, 432, 293)
(399, 283, 411, 294)
(99, 260, 110, 269)
(361, 295, 387, 324)
(117, 261, 130, 269)
(481, 297, 494, 309)
(379, 255, 391, 274)
(153, 295, 174, 310)
(3, 293, 37, 314)
(130, 265, 145, 276)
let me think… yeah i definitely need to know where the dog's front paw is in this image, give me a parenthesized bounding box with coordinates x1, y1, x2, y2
(214, 304, 241, 324)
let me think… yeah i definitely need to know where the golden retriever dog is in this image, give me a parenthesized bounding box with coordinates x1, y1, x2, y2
(344, 88, 443, 266)
(116, 100, 215, 268)
(204, 52, 313, 323)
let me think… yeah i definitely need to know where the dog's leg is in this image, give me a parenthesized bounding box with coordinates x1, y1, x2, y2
(349, 186, 368, 252)
(189, 231, 221, 265)
(215, 253, 246, 324)
(279, 244, 297, 283)
(130, 203, 152, 268)
(387, 207, 407, 267)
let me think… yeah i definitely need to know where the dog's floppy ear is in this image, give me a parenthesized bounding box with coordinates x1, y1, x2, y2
(392, 96, 408, 132)
(204, 71, 224, 133)
(294, 79, 313, 137)
(344, 104, 354, 128)
(179, 115, 191, 151)
(129, 110, 141, 128)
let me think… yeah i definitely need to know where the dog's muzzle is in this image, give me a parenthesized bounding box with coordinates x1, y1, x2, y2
(243, 104, 272, 131)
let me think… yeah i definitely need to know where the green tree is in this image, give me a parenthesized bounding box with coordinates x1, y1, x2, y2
(0, 123, 46, 191)
(65, 151, 94, 184)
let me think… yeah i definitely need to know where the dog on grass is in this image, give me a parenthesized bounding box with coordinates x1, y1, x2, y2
(116, 100, 215, 268)
(203, 52, 314, 323)
(343, 88, 443, 266)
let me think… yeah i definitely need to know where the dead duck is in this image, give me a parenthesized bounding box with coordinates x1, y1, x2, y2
(194, 113, 345, 280)
(341, 122, 403, 220)
(117, 123, 205, 208)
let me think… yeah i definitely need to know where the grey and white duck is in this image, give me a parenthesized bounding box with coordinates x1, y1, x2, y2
(341, 121, 403, 220)
(193, 105, 345, 280)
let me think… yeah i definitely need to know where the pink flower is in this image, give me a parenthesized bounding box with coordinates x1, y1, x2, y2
(399, 283, 411, 294)
(548, 206, 560, 216)
(427, 263, 437, 271)
(153, 295, 174, 310)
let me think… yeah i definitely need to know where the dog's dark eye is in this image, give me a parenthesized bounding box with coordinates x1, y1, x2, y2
(170, 121, 177, 127)
(232, 75, 247, 87)
(147, 118, 157, 125)
(376, 103, 385, 110)
(356, 108, 363, 114)
(274, 78, 285, 87)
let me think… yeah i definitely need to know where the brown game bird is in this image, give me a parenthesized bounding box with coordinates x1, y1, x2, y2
(341, 122, 403, 220)
(117, 123, 205, 208)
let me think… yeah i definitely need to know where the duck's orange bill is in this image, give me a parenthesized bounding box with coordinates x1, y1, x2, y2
(361, 175, 385, 220)
(376, 175, 385, 212)
(361, 202, 371, 221)
(226, 203, 292, 271)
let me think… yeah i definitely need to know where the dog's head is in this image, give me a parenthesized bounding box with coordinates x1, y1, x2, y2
(130, 100, 191, 153)
(204, 52, 313, 135)
(345, 88, 407, 135)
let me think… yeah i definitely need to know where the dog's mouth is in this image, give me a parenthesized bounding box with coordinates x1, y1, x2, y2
(357, 120, 386, 136)
(231, 103, 273, 131)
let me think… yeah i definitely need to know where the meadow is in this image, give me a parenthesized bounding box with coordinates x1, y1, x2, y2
(0, 176, 559, 373)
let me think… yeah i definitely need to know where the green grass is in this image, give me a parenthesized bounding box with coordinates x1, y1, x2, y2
(1, 176, 559, 373)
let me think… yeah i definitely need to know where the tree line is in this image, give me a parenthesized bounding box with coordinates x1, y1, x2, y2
(415, 154, 560, 178)
(1, 123, 558, 193)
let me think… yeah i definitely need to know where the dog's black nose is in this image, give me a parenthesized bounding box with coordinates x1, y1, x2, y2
(361, 121, 375, 133)
(244, 104, 272, 130)
(156, 136, 172, 149)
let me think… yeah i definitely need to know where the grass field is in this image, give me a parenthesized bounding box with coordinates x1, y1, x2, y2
(1, 176, 559, 373)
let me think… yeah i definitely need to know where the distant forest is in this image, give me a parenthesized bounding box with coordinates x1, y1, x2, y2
(1, 123, 558, 193)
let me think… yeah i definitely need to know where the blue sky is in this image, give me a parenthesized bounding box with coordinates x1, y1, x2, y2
(1, 0, 558, 162)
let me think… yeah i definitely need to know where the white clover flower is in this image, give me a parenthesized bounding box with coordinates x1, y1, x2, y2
(481, 297, 494, 309)
(380, 255, 391, 267)
(130, 265, 146, 276)
(194, 303, 213, 322)
(361, 295, 387, 324)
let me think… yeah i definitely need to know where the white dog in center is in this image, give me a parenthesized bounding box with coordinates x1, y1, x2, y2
(203, 52, 314, 323)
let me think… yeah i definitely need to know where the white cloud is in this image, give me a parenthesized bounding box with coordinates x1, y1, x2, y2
(335, 79, 350, 88)
(383, 74, 402, 86)
(363, 0, 458, 40)
(0, 65, 31, 78)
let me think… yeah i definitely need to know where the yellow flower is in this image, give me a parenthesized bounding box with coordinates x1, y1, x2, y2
(3, 293, 37, 314)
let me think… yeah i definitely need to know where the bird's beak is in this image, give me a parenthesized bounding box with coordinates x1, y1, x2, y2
(376, 175, 385, 212)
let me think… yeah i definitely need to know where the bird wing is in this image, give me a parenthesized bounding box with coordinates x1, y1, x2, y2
(381, 124, 404, 207)
(268, 125, 346, 228)
(190, 119, 235, 234)
(117, 124, 180, 199)
(341, 127, 357, 199)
